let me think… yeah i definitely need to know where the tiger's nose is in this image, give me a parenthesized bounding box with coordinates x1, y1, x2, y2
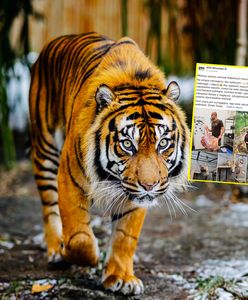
(139, 181, 158, 191)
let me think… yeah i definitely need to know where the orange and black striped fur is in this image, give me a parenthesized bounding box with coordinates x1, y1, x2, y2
(29, 32, 189, 295)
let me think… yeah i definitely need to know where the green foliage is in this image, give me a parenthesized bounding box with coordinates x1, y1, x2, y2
(196, 276, 238, 299)
(0, 70, 16, 169)
(145, 0, 163, 67)
(0, 0, 33, 68)
(3, 280, 24, 296)
(185, 0, 238, 66)
(0, 0, 36, 168)
(196, 276, 225, 291)
(145, 0, 238, 74)
(235, 111, 248, 136)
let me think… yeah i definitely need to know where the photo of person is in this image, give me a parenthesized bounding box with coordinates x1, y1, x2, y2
(193, 108, 235, 153)
(233, 111, 248, 154)
(206, 112, 225, 146)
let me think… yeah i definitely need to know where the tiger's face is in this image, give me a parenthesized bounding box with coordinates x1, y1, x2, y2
(86, 81, 188, 208)
(105, 108, 178, 207)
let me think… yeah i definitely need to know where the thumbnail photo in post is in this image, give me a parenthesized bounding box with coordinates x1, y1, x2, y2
(216, 153, 234, 182)
(189, 63, 248, 185)
(234, 111, 248, 154)
(193, 108, 235, 153)
(190, 151, 218, 181)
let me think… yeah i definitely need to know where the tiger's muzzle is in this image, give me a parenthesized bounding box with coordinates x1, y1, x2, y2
(121, 179, 169, 206)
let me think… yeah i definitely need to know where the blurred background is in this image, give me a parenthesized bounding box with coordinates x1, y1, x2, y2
(1, 1, 248, 298)
(0, 0, 246, 169)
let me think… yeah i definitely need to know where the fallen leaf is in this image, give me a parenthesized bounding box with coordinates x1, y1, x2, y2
(31, 283, 53, 293)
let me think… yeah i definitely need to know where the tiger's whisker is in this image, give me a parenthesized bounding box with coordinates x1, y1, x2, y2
(172, 197, 188, 216)
(167, 191, 185, 215)
(103, 191, 124, 217)
(169, 190, 196, 213)
(163, 196, 172, 221)
(169, 182, 198, 190)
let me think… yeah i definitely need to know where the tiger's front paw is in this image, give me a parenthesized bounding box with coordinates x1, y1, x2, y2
(61, 231, 99, 267)
(46, 234, 67, 267)
(102, 273, 144, 295)
(48, 249, 64, 265)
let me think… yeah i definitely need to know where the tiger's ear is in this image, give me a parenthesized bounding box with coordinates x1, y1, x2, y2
(162, 81, 180, 102)
(95, 85, 116, 110)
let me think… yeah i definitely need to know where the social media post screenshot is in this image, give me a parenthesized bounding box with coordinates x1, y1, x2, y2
(189, 63, 248, 185)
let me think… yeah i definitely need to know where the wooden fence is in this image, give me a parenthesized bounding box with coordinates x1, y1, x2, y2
(11, 0, 194, 74)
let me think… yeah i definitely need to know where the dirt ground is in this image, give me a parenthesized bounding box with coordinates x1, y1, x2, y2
(0, 162, 248, 299)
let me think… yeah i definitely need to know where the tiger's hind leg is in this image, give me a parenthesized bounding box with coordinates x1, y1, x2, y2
(31, 134, 64, 265)
(57, 145, 99, 267)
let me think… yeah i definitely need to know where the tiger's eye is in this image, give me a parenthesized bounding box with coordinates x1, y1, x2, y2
(123, 140, 132, 149)
(159, 138, 168, 148)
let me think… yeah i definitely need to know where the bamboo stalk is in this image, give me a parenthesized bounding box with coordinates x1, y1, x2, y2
(0, 72, 16, 169)
(121, 0, 128, 36)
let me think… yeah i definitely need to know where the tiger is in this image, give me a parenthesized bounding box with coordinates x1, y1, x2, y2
(29, 32, 190, 295)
